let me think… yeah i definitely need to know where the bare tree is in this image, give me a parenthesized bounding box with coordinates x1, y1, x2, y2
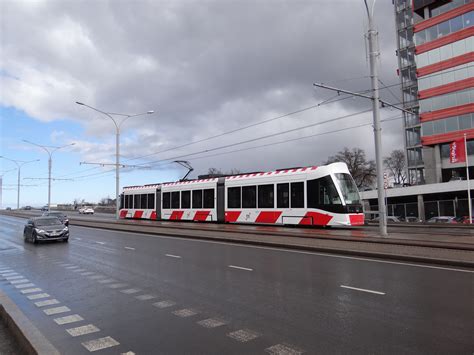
(207, 168, 223, 175)
(207, 168, 241, 175)
(384, 149, 407, 185)
(326, 147, 376, 189)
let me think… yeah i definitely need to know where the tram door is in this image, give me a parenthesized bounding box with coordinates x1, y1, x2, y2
(156, 187, 161, 220)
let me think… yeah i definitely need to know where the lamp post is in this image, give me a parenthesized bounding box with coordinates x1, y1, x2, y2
(76, 102, 154, 220)
(22, 141, 76, 212)
(0, 157, 39, 209)
(364, 0, 387, 236)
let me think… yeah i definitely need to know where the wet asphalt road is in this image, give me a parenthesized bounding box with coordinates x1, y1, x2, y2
(0, 214, 473, 354)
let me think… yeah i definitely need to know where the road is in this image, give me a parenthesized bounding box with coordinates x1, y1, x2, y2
(1, 214, 473, 354)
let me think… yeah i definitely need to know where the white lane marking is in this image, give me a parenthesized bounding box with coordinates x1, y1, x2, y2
(66, 324, 100, 337)
(135, 294, 156, 301)
(27, 293, 50, 300)
(172, 309, 198, 318)
(74, 237, 82, 240)
(120, 288, 141, 294)
(20, 288, 42, 294)
(73, 269, 87, 272)
(35, 299, 60, 307)
(340, 285, 385, 295)
(10, 279, 29, 284)
(108, 283, 128, 289)
(265, 343, 304, 355)
(88, 275, 106, 280)
(97, 279, 116, 284)
(153, 300, 176, 308)
(197, 318, 228, 328)
(2, 272, 19, 277)
(15, 283, 35, 289)
(124, 247, 135, 250)
(54, 314, 84, 325)
(81, 336, 120, 352)
(121, 352, 135, 355)
(227, 329, 260, 342)
(65, 266, 80, 269)
(75, 225, 474, 273)
(43, 306, 71, 315)
(80, 272, 95, 276)
(95, 241, 106, 245)
(228, 265, 253, 271)
(165, 254, 181, 259)
(5, 276, 23, 280)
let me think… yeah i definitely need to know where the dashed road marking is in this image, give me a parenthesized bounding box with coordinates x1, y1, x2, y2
(265, 343, 304, 355)
(121, 352, 135, 355)
(10, 279, 29, 284)
(6, 276, 23, 280)
(108, 283, 128, 289)
(227, 329, 260, 342)
(153, 300, 176, 309)
(35, 299, 60, 307)
(74, 238, 82, 240)
(21, 288, 42, 294)
(88, 275, 106, 280)
(80, 272, 95, 276)
(27, 293, 50, 300)
(66, 266, 80, 269)
(228, 265, 253, 271)
(81, 336, 119, 352)
(340, 285, 385, 295)
(120, 288, 141, 294)
(73, 269, 87, 272)
(197, 318, 228, 328)
(172, 309, 198, 318)
(15, 283, 36, 289)
(66, 324, 100, 337)
(97, 279, 116, 284)
(2, 272, 19, 277)
(135, 294, 156, 301)
(95, 241, 106, 245)
(54, 314, 84, 325)
(124, 247, 135, 250)
(165, 254, 181, 259)
(59, 263, 73, 267)
(43, 306, 71, 315)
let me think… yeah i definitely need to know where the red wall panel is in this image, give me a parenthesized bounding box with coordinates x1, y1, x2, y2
(420, 103, 474, 122)
(418, 77, 474, 99)
(422, 128, 474, 146)
(417, 52, 474, 77)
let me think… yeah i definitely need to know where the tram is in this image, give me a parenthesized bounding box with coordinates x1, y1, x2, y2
(119, 162, 364, 227)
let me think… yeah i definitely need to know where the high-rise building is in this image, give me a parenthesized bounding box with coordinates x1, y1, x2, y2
(394, 0, 473, 185)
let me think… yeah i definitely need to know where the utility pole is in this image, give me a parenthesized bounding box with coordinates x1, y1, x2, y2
(76, 102, 154, 220)
(22, 141, 76, 211)
(0, 157, 39, 209)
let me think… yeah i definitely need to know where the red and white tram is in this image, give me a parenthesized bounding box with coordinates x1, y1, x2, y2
(119, 162, 364, 227)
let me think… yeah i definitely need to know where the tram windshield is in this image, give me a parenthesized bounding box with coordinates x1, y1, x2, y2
(334, 173, 361, 205)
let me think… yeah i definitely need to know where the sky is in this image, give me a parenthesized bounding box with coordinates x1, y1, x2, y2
(0, 0, 404, 208)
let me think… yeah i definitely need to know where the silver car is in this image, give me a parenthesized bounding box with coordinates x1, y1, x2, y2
(23, 217, 69, 244)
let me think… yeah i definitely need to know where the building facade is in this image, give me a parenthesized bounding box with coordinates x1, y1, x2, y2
(394, 0, 473, 185)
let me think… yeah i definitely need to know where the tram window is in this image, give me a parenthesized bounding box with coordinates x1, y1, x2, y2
(123, 195, 128, 209)
(141, 194, 147, 209)
(203, 189, 215, 208)
(307, 179, 318, 207)
(134, 194, 141, 209)
(277, 183, 289, 208)
(258, 184, 274, 208)
(192, 190, 203, 208)
(127, 195, 133, 209)
(291, 182, 304, 208)
(171, 191, 180, 209)
(147, 193, 155, 209)
(163, 192, 171, 209)
(242, 186, 256, 208)
(307, 177, 342, 207)
(228, 187, 241, 208)
(120, 195, 124, 209)
(181, 191, 191, 209)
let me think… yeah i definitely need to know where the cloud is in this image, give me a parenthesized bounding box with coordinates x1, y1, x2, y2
(0, 0, 402, 178)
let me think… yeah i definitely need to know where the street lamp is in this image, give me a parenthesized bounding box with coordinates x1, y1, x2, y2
(22, 140, 76, 212)
(76, 101, 154, 220)
(0, 157, 39, 209)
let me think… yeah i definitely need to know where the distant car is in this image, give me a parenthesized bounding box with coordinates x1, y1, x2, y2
(42, 211, 69, 226)
(23, 206, 32, 210)
(41, 205, 48, 211)
(5, 207, 11, 211)
(403, 216, 422, 223)
(79, 206, 94, 214)
(455, 216, 474, 224)
(427, 216, 457, 224)
(23, 217, 69, 244)
(373, 216, 401, 223)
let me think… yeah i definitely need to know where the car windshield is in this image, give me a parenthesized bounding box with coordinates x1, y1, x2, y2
(334, 173, 361, 205)
(35, 218, 62, 226)
(50, 212, 65, 217)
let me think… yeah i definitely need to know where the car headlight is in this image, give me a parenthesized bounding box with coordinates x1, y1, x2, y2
(35, 228, 45, 234)
(62, 227, 68, 232)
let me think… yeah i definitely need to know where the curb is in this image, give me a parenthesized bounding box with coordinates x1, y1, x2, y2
(0, 290, 60, 355)
(74, 220, 474, 268)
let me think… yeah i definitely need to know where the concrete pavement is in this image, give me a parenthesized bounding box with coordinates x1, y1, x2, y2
(1, 214, 473, 354)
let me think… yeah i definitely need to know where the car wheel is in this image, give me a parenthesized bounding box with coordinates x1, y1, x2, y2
(32, 231, 38, 244)
(63, 238, 69, 243)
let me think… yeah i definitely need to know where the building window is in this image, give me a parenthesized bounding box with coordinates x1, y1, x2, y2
(258, 184, 274, 208)
(227, 187, 241, 208)
(192, 190, 203, 209)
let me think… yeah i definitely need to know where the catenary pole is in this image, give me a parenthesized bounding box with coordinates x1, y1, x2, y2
(365, 0, 387, 236)
(0, 157, 39, 209)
